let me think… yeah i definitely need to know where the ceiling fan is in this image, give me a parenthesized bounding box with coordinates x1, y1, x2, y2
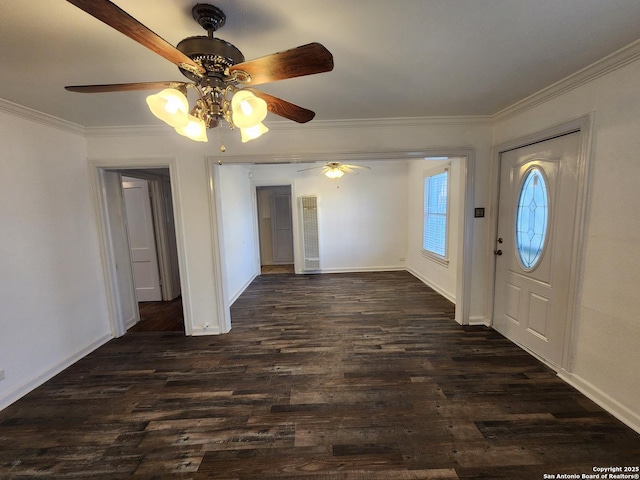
(298, 162, 371, 179)
(64, 1, 334, 143)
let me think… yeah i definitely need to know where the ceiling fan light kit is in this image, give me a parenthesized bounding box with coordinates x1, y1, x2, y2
(145, 87, 190, 128)
(175, 114, 209, 142)
(298, 162, 372, 179)
(65, 1, 334, 145)
(324, 166, 345, 179)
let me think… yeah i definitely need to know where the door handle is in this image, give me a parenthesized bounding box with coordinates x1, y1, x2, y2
(494, 249, 503, 256)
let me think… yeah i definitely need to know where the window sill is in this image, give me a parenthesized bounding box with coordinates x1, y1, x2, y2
(421, 249, 449, 267)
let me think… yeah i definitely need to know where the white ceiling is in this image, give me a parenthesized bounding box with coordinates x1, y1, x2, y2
(2, 0, 640, 128)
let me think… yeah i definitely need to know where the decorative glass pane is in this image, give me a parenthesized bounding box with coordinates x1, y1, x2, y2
(423, 171, 448, 256)
(516, 167, 549, 269)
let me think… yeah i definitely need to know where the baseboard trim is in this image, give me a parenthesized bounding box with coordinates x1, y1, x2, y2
(0, 333, 112, 412)
(468, 316, 490, 326)
(557, 371, 640, 434)
(228, 273, 259, 306)
(125, 314, 138, 330)
(317, 266, 406, 274)
(190, 325, 222, 336)
(406, 268, 455, 303)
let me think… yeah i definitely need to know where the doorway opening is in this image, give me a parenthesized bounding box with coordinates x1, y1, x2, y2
(119, 170, 183, 332)
(93, 165, 187, 336)
(256, 185, 294, 275)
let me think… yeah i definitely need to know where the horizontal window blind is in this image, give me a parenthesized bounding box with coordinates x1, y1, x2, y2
(423, 170, 448, 257)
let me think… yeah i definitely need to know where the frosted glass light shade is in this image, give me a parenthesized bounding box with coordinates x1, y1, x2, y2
(232, 90, 268, 128)
(239, 122, 268, 143)
(325, 168, 344, 179)
(146, 88, 189, 128)
(175, 114, 208, 142)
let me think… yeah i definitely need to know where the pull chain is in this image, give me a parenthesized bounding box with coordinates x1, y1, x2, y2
(217, 128, 226, 165)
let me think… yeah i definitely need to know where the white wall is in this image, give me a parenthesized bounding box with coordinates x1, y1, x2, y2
(492, 57, 640, 430)
(216, 164, 260, 303)
(249, 160, 409, 273)
(406, 158, 464, 302)
(298, 160, 409, 272)
(0, 109, 111, 409)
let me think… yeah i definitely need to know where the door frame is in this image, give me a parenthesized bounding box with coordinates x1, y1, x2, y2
(253, 183, 297, 273)
(89, 157, 193, 337)
(211, 147, 476, 326)
(256, 185, 295, 267)
(488, 114, 593, 372)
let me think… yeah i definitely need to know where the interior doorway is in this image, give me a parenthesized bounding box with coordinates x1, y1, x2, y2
(119, 169, 184, 332)
(94, 165, 186, 336)
(256, 185, 294, 274)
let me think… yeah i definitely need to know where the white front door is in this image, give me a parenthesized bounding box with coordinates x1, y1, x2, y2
(122, 177, 162, 302)
(493, 132, 580, 367)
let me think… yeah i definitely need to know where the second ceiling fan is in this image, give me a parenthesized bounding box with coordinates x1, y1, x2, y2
(65, 1, 334, 143)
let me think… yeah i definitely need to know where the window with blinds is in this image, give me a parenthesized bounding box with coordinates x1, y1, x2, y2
(423, 166, 449, 263)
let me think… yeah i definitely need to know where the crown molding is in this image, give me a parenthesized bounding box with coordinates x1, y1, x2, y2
(84, 115, 493, 138)
(0, 98, 84, 136)
(85, 125, 169, 137)
(294, 116, 494, 129)
(493, 38, 640, 123)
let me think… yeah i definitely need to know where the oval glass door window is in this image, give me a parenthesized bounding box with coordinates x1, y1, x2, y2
(516, 167, 549, 269)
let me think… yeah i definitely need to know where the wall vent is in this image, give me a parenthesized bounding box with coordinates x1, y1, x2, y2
(300, 196, 320, 271)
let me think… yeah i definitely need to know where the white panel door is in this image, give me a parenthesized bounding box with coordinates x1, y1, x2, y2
(493, 132, 580, 366)
(122, 177, 162, 302)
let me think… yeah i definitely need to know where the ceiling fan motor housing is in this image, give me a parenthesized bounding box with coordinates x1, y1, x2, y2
(176, 36, 245, 83)
(177, 4, 245, 84)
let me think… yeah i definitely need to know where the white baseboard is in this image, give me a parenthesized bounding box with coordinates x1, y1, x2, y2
(317, 266, 406, 274)
(557, 371, 640, 434)
(125, 314, 138, 329)
(406, 268, 455, 303)
(0, 333, 112, 412)
(468, 315, 490, 326)
(190, 325, 222, 336)
(228, 272, 258, 306)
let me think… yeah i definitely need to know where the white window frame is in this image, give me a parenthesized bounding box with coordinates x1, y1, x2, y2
(422, 163, 450, 266)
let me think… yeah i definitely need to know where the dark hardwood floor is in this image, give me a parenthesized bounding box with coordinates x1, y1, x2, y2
(130, 296, 185, 333)
(1, 271, 638, 479)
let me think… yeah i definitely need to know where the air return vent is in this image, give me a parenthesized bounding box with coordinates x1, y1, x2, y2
(300, 196, 320, 271)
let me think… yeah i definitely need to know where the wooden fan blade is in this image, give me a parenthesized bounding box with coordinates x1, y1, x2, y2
(297, 165, 323, 172)
(344, 164, 371, 170)
(66, 0, 205, 76)
(65, 81, 187, 93)
(229, 43, 333, 86)
(248, 89, 315, 123)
